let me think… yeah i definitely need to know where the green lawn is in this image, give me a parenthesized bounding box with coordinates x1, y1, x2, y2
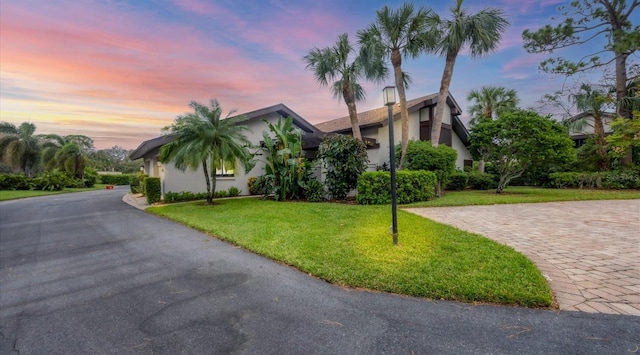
(0, 184, 109, 201)
(149, 198, 553, 308)
(406, 186, 640, 207)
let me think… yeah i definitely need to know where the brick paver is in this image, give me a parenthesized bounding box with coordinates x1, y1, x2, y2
(405, 199, 640, 316)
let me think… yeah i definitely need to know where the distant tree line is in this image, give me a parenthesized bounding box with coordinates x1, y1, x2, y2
(0, 121, 142, 177)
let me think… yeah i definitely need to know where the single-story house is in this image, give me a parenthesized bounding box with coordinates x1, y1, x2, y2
(130, 103, 324, 196)
(316, 92, 472, 170)
(566, 111, 616, 147)
(131, 92, 472, 197)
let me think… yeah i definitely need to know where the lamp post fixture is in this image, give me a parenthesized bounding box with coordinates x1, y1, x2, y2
(383, 86, 398, 245)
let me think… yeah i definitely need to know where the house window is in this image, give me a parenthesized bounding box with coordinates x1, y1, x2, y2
(419, 121, 452, 147)
(216, 159, 235, 177)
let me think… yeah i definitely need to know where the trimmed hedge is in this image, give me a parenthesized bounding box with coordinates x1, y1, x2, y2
(130, 174, 147, 193)
(468, 172, 497, 190)
(0, 174, 31, 190)
(357, 170, 437, 205)
(549, 171, 639, 189)
(445, 171, 468, 191)
(100, 174, 135, 185)
(144, 177, 161, 204)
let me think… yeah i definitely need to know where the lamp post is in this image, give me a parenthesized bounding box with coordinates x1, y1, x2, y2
(383, 86, 398, 245)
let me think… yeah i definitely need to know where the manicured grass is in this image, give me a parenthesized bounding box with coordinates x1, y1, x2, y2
(406, 186, 640, 207)
(149, 198, 553, 308)
(0, 184, 109, 201)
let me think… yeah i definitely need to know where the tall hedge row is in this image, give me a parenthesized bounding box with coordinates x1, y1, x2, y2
(356, 170, 437, 205)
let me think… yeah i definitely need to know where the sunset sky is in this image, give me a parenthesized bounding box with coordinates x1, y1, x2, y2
(1, 0, 611, 149)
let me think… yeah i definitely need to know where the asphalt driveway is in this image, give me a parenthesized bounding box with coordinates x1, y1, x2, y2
(406, 199, 640, 316)
(1, 188, 638, 354)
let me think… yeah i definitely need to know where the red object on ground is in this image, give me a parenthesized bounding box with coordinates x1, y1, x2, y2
(106, 185, 114, 190)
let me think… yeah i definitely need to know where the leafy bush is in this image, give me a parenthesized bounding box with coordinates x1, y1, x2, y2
(303, 179, 325, 202)
(130, 173, 147, 193)
(83, 168, 99, 188)
(445, 171, 468, 191)
(228, 186, 241, 197)
(258, 116, 311, 200)
(164, 191, 208, 203)
(601, 171, 639, 189)
(548, 172, 601, 189)
(31, 171, 71, 191)
(468, 172, 497, 190)
(247, 177, 259, 195)
(397, 140, 457, 195)
(318, 135, 369, 200)
(0, 174, 31, 190)
(357, 170, 437, 205)
(144, 177, 161, 204)
(214, 189, 228, 198)
(248, 175, 273, 196)
(100, 174, 135, 185)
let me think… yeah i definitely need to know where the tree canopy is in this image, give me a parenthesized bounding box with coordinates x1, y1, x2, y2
(523, 0, 639, 118)
(469, 109, 576, 193)
(358, 2, 433, 168)
(160, 100, 254, 204)
(305, 33, 386, 141)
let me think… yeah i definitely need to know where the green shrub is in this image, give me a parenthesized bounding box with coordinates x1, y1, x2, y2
(164, 191, 208, 203)
(31, 171, 70, 191)
(251, 175, 274, 196)
(83, 168, 98, 188)
(468, 172, 497, 190)
(303, 179, 325, 202)
(397, 140, 457, 195)
(0, 174, 31, 190)
(601, 171, 639, 189)
(214, 190, 228, 198)
(446, 171, 468, 191)
(130, 173, 147, 193)
(548, 172, 600, 189)
(247, 177, 259, 195)
(144, 177, 161, 204)
(357, 170, 436, 205)
(228, 186, 241, 197)
(100, 174, 135, 185)
(318, 135, 369, 200)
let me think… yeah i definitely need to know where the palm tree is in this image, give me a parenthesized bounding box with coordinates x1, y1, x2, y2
(467, 86, 519, 125)
(568, 83, 612, 170)
(428, 0, 508, 146)
(304, 33, 387, 141)
(160, 100, 254, 205)
(358, 2, 433, 168)
(467, 86, 519, 172)
(41, 134, 94, 177)
(0, 122, 41, 176)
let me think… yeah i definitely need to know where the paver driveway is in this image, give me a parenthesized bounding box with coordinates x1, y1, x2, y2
(406, 199, 640, 316)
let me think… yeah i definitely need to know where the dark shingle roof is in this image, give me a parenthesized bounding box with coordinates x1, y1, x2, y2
(129, 134, 176, 160)
(315, 93, 460, 133)
(129, 104, 325, 160)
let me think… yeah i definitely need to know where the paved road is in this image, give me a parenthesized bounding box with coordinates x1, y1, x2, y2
(1, 188, 639, 354)
(406, 200, 640, 316)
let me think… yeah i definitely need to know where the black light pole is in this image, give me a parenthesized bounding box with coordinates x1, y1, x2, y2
(383, 86, 398, 245)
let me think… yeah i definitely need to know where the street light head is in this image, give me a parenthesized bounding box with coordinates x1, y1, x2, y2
(383, 86, 396, 106)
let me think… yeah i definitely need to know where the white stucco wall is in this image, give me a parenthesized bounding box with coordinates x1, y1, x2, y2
(158, 113, 311, 196)
(365, 104, 469, 170)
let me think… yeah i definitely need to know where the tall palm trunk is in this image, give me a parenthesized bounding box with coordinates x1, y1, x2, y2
(478, 111, 492, 173)
(392, 49, 408, 169)
(432, 51, 457, 146)
(615, 52, 633, 167)
(593, 114, 609, 171)
(202, 159, 213, 204)
(343, 82, 362, 141)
